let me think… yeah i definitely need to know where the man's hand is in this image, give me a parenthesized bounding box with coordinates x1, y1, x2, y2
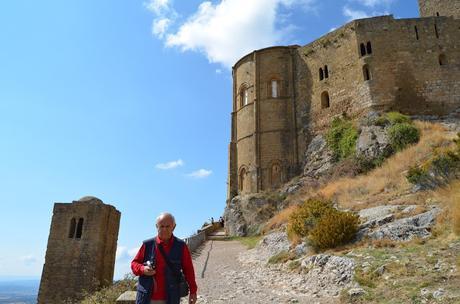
(142, 266, 156, 276)
(189, 293, 197, 303)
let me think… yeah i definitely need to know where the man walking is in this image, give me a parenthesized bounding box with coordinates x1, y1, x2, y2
(131, 212, 198, 304)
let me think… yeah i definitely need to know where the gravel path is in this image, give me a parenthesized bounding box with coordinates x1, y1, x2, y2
(182, 240, 338, 304)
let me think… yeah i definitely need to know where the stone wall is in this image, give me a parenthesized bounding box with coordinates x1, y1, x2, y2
(38, 196, 120, 304)
(419, 0, 460, 18)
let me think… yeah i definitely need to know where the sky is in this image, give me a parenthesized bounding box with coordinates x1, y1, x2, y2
(0, 0, 420, 280)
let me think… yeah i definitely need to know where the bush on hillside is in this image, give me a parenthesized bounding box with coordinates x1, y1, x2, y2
(375, 111, 411, 126)
(308, 211, 359, 250)
(326, 117, 358, 161)
(287, 198, 359, 250)
(287, 199, 335, 238)
(388, 123, 420, 152)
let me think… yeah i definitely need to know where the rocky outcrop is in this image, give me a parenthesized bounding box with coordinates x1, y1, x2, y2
(357, 205, 440, 241)
(243, 231, 291, 263)
(302, 135, 335, 178)
(299, 254, 356, 297)
(356, 125, 392, 160)
(224, 194, 281, 236)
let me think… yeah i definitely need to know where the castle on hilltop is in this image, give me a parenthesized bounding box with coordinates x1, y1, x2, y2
(227, 0, 460, 198)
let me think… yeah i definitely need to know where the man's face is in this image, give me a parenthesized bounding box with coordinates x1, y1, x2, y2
(156, 215, 175, 241)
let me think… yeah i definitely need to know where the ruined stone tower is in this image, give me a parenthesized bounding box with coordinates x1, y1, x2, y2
(38, 196, 121, 304)
(227, 0, 460, 199)
(419, 0, 460, 18)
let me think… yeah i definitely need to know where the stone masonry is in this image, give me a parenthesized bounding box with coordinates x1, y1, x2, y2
(227, 0, 460, 199)
(38, 196, 121, 304)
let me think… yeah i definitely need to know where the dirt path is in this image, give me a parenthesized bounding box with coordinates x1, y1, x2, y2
(182, 240, 337, 304)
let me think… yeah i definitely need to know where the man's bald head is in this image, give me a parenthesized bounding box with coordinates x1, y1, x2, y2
(156, 212, 176, 241)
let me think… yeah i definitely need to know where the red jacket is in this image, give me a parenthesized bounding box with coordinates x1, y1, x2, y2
(131, 236, 198, 300)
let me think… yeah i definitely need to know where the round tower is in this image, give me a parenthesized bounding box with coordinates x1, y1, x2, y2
(228, 46, 300, 198)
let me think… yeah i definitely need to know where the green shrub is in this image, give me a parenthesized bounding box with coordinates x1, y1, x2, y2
(326, 117, 358, 160)
(308, 210, 359, 250)
(287, 199, 335, 238)
(386, 112, 411, 125)
(388, 123, 420, 152)
(287, 198, 359, 250)
(406, 166, 428, 185)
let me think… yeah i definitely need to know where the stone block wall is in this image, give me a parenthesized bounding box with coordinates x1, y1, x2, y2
(419, 0, 460, 18)
(38, 196, 120, 304)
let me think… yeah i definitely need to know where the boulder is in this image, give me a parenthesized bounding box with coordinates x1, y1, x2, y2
(356, 125, 392, 160)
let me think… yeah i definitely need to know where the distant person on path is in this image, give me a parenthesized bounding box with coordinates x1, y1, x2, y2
(210, 217, 214, 224)
(219, 216, 224, 228)
(131, 212, 198, 304)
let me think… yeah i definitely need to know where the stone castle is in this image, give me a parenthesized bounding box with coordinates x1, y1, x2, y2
(227, 0, 460, 198)
(38, 196, 120, 304)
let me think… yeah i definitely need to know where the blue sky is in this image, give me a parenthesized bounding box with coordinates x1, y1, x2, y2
(0, 0, 419, 280)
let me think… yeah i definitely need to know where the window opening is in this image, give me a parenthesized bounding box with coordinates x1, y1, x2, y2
(366, 42, 372, 54)
(271, 80, 278, 98)
(68, 218, 76, 238)
(319, 68, 324, 81)
(363, 65, 371, 81)
(324, 65, 329, 78)
(360, 43, 366, 56)
(76, 218, 84, 239)
(435, 23, 439, 39)
(415, 26, 419, 40)
(439, 54, 447, 66)
(436, 12, 440, 17)
(321, 91, 330, 109)
(238, 168, 246, 192)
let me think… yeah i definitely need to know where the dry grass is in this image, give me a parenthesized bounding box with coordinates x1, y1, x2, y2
(316, 121, 454, 210)
(262, 204, 298, 234)
(432, 180, 460, 236)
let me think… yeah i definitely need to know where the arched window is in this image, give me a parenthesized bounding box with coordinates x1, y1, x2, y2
(76, 218, 84, 239)
(68, 218, 76, 238)
(238, 168, 246, 192)
(271, 80, 278, 98)
(324, 65, 329, 78)
(239, 86, 249, 108)
(270, 162, 282, 188)
(360, 43, 366, 56)
(439, 54, 447, 66)
(363, 65, 371, 81)
(321, 91, 330, 109)
(366, 41, 372, 54)
(319, 68, 324, 81)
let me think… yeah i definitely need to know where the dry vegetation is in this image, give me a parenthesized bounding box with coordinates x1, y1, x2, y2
(318, 121, 455, 210)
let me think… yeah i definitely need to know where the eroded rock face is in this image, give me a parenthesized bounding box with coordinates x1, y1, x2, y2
(359, 206, 441, 241)
(224, 194, 280, 236)
(300, 254, 356, 297)
(243, 231, 291, 264)
(356, 125, 392, 160)
(302, 135, 335, 178)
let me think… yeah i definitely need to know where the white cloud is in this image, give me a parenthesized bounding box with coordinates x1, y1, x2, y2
(147, 0, 316, 69)
(145, 0, 172, 15)
(352, 0, 394, 8)
(343, 6, 370, 20)
(187, 169, 212, 178)
(155, 159, 184, 170)
(116, 246, 139, 262)
(153, 18, 172, 38)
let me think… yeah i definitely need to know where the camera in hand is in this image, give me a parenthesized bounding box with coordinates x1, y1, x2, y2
(144, 260, 155, 269)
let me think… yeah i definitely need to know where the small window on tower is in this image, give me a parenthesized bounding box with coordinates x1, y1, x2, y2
(319, 68, 324, 81)
(68, 218, 76, 238)
(439, 54, 447, 66)
(76, 218, 84, 239)
(366, 41, 372, 54)
(324, 65, 329, 78)
(271, 80, 278, 98)
(321, 91, 330, 109)
(360, 43, 366, 56)
(363, 65, 371, 81)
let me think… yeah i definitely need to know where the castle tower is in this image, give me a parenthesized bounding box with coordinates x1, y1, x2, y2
(228, 46, 300, 198)
(38, 196, 121, 304)
(419, 0, 460, 18)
